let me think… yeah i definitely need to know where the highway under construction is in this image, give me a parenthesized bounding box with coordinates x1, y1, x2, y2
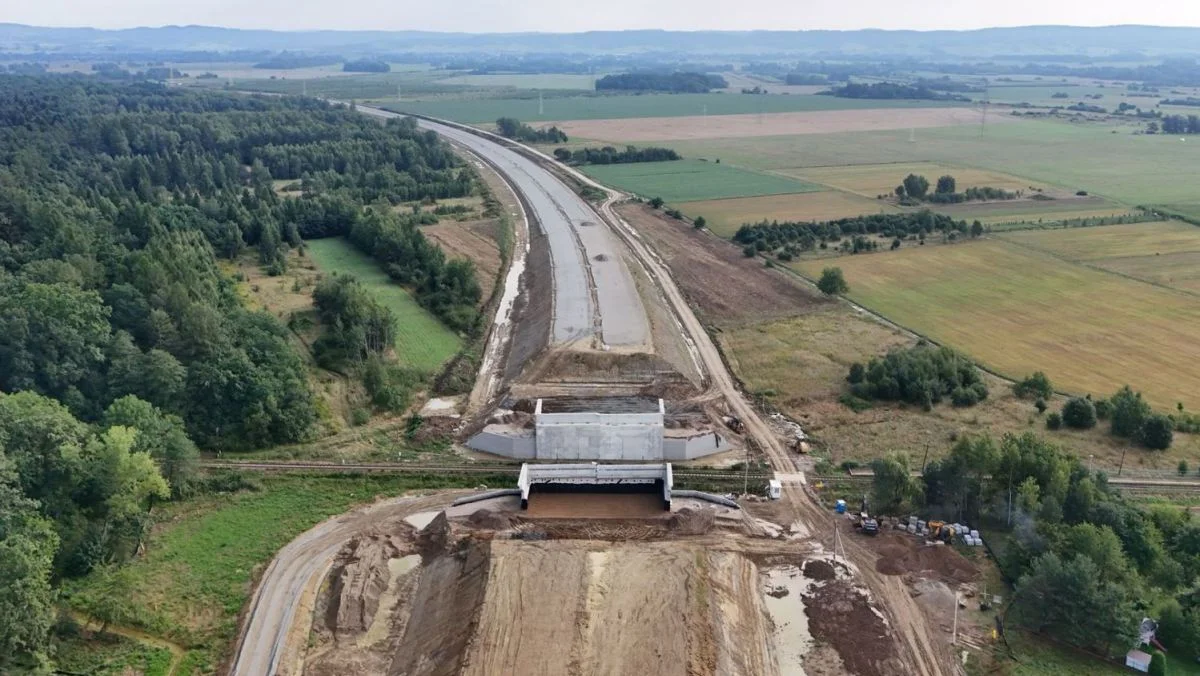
(229, 106, 963, 676)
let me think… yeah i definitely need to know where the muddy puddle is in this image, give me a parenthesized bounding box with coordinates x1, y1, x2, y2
(762, 565, 816, 675)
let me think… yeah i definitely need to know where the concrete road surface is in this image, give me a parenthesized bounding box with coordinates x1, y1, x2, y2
(357, 105, 651, 349)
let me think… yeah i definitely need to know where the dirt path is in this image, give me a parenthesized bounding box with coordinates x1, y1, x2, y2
(70, 610, 187, 676)
(229, 493, 461, 676)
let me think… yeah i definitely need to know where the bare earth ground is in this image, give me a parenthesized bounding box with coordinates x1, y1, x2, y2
(550, 107, 1011, 143)
(617, 202, 828, 327)
(300, 501, 941, 676)
(422, 220, 502, 301)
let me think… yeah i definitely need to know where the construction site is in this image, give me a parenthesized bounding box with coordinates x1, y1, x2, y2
(295, 485, 983, 676)
(232, 109, 985, 676)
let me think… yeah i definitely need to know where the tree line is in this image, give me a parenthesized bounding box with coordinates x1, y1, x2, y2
(818, 82, 969, 101)
(1155, 114, 1200, 134)
(495, 117, 568, 143)
(552, 145, 680, 165)
(1012, 372, 1181, 451)
(893, 173, 1019, 204)
(733, 211, 968, 256)
(343, 59, 391, 73)
(873, 430, 1200, 662)
(595, 72, 728, 93)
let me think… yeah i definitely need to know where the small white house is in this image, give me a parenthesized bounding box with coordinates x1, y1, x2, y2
(767, 480, 782, 500)
(1125, 649, 1152, 673)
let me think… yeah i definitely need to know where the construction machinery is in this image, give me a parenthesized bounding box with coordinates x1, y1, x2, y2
(853, 495, 879, 536)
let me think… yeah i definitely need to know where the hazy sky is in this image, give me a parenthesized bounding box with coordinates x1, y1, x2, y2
(6, 0, 1200, 32)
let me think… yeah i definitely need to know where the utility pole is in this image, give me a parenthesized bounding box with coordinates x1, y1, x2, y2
(743, 443, 750, 496)
(538, 91, 544, 116)
(952, 591, 960, 645)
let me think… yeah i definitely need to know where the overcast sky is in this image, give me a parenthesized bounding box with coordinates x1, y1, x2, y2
(6, 0, 1200, 32)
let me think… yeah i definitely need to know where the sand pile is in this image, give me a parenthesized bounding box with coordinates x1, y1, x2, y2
(666, 507, 715, 535)
(467, 509, 520, 530)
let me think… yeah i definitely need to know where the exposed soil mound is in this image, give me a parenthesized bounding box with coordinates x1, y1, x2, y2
(803, 559, 836, 582)
(331, 535, 404, 634)
(416, 512, 452, 557)
(666, 507, 715, 535)
(466, 509, 520, 530)
(805, 578, 905, 676)
(388, 541, 492, 676)
(874, 533, 979, 583)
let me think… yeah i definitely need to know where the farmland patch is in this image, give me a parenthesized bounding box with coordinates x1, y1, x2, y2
(792, 163, 1041, 198)
(581, 160, 821, 203)
(551, 106, 1004, 143)
(794, 239, 1200, 409)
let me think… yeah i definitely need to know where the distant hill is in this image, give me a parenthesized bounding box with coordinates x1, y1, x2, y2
(3, 24, 1200, 58)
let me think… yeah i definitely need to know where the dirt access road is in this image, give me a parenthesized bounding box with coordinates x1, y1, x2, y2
(228, 494, 459, 676)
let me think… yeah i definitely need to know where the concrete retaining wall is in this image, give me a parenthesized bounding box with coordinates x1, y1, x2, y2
(663, 432, 730, 461)
(534, 398, 665, 460)
(467, 430, 537, 459)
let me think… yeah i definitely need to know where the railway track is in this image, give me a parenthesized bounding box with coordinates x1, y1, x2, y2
(199, 460, 772, 483)
(809, 473, 1200, 496)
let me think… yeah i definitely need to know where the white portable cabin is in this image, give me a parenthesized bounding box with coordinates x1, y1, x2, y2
(767, 480, 782, 500)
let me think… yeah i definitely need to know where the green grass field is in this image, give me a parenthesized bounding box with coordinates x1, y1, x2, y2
(658, 118, 1200, 207)
(62, 474, 485, 672)
(795, 239, 1200, 410)
(380, 92, 960, 124)
(580, 159, 822, 203)
(306, 238, 462, 372)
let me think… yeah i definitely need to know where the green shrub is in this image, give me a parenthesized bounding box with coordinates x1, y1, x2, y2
(1149, 649, 1166, 676)
(1141, 414, 1175, 450)
(1013, 371, 1053, 400)
(838, 392, 873, 413)
(1062, 397, 1097, 429)
(849, 344, 987, 408)
(1047, 412, 1063, 430)
(1035, 398, 1048, 414)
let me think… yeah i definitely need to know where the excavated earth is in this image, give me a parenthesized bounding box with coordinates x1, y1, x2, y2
(301, 501, 917, 676)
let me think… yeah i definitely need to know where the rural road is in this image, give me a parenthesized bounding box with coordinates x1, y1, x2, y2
(357, 104, 651, 350)
(229, 493, 457, 676)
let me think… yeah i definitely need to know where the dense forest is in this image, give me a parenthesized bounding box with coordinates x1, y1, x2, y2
(871, 429, 1200, 661)
(343, 58, 391, 73)
(0, 74, 484, 670)
(596, 72, 728, 93)
(252, 52, 342, 69)
(552, 145, 680, 165)
(0, 76, 477, 451)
